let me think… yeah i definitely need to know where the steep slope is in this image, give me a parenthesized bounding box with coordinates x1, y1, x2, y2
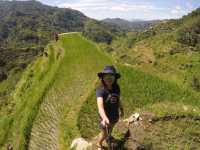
(102, 18, 159, 31)
(28, 33, 113, 150)
(78, 64, 200, 148)
(1, 32, 200, 150)
(0, 0, 88, 48)
(0, 1, 121, 123)
(0, 1, 89, 136)
(1, 33, 113, 150)
(100, 7, 200, 91)
(4, 37, 65, 150)
(78, 63, 200, 137)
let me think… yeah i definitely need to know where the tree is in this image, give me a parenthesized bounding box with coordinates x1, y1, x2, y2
(177, 17, 200, 48)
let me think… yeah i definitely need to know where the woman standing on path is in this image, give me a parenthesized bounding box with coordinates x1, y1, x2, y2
(96, 65, 124, 149)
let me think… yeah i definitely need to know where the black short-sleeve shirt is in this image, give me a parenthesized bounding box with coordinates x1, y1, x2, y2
(96, 84, 120, 122)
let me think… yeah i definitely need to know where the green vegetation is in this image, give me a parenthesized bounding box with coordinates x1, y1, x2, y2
(177, 17, 200, 48)
(0, 1, 88, 144)
(0, 47, 43, 149)
(2, 40, 63, 149)
(1, 31, 200, 149)
(83, 20, 123, 44)
(0, 33, 114, 149)
(98, 7, 200, 91)
(0, 0, 88, 49)
(57, 33, 113, 149)
(1, 1, 200, 149)
(78, 64, 200, 139)
(102, 18, 159, 31)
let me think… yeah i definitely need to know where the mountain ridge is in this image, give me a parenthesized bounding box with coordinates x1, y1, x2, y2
(102, 17, 161, 31)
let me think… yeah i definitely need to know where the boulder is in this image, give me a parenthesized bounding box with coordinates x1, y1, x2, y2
(123, 113, 141, 124)
(70, 137, 92, 150)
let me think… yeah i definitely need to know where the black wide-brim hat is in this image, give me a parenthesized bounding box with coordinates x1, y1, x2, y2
(97, 65, 121, 79)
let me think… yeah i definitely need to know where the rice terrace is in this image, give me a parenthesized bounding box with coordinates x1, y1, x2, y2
(0, 0, 200, 150)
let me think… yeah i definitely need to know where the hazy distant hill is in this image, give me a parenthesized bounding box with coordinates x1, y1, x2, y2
(100, 7, 200, 92)
(0, 0, 88, 48)
(102, 18, 160, 31)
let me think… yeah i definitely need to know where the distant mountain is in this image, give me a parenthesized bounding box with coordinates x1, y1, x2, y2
(0, 0, 122, 48)
(0, 0, 88, 48)
(102, 18, 160, 31)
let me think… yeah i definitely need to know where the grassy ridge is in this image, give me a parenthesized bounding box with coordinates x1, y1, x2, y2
(1, 33, 113, 149)
(78, 64, 200, 139)
(98, 8, 200, 92)
(57, 33, 113, 149)
(0, 70, 22, 147)
(1, 32, 200, 149)
(0, 40, 64, 150)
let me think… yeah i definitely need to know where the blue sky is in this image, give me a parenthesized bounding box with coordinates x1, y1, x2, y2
(37, 0, 200, 20)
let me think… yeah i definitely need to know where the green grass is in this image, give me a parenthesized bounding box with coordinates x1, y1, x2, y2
(0, 32, 114, 150)
(1, 32, 200, 150)
(0, 69, 23, 147)
(100, 21, 200, 91)
(57, 33, 113, 149)
(78, 63, 200, 139)
(1, 40, 64, 150)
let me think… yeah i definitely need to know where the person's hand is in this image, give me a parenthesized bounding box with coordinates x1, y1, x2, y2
(101, 117, 110, 126)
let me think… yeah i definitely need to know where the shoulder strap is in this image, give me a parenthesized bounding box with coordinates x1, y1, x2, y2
(103, 87, 112, 103)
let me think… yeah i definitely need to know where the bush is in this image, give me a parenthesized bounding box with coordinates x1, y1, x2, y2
(83, 20, 113, 44)
(191, 76, 200, 91)
(177, 18, 200, 48)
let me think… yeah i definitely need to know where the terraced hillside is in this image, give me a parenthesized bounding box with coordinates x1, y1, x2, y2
(98, 8, 200, 92)
(1, 32, 200, 150)
(1, 33, 113, 150)
(28, 33, 113, 150)
(78, 63, 200, 137)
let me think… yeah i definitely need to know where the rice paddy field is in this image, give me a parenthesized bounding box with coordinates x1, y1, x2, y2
(1, 33, 200, 150)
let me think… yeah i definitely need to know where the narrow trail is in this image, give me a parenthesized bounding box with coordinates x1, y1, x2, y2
(114, 113, 200, 149)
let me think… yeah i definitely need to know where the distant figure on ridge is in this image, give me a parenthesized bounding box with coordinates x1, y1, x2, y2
(96, 65, 124, 149)
(54, 32, 59, 41)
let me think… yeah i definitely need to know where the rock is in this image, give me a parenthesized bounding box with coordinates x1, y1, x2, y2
(124, 113, 141, 124)
(70, 137, 92, 150)
(115, 120, 130, 138)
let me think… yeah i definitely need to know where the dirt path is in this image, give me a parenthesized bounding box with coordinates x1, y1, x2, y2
(89, 112, 200, 150)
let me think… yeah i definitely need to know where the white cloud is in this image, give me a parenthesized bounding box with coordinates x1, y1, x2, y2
(171, 5, 187, 18)
(186, 1, 194, 11)
(56, 0, 195, 20)
(58, 0, 164, 12)
(110, 4, 160, 12)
